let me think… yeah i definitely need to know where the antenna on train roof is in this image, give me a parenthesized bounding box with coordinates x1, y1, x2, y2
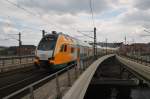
(52, 31, 57, 34)
(42, 30, 46, 37)
(58, 32, 63, 34)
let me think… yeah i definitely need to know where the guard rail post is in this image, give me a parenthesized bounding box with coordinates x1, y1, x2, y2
(55, 73, 61, 99)
(26, 57, 28, 63)
(83, 59, 85, 71)
(80, 60, 83, 74)
(74, 64, 78, 79)
(140, 56, 142, 64)
(135, 55, 138, 63)
(145, 56, 147, 66)
(148, 55, 150, 65)
(67, 66, 71, 87)
(1, 59, 5, 72)
(84, 59, 86, 68)
(12, 57, 14, 64)
(31, 57, 34, 61)
(148, 56, 150, 65)
(2, 58, 5, 67)
(29, 86, 34, 99)
(19, 57, 21, 64)
(87, 58, 89, 67)
(85, 58, 88, 68)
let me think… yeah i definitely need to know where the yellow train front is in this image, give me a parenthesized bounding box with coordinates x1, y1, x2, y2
(34, 31, 93, 69)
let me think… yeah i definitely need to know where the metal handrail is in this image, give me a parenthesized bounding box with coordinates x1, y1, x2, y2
(0, 55, 35, 60)
(0, 55, 35, 72)
(116, 55, 150, 85)
(119, 54, 150, 65)
(2, 64, 75, 99)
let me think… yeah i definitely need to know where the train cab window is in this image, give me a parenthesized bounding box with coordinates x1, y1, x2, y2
(38, 37, 57, 51)
(64, 45, 67, 52)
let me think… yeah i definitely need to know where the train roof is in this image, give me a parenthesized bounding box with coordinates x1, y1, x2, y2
(44, 32, 92, 47)
(58, 33, 92, 47)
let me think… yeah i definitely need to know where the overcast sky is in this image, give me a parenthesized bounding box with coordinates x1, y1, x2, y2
(0, 0, 150, 46)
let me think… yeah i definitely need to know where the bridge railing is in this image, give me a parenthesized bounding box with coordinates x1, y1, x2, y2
(116, 55, 150, 85)
(0, 55, 34, 72)
(2, 55, 99, 99)
(118, 53, 150, 66)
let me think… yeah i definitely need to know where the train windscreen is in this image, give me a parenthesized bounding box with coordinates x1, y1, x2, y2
(38, 36, 57, 51)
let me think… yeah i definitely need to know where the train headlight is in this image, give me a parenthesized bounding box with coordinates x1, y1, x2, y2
(48, 57, 54, 64)
(48, 57, 54, 60)
(34, 56, 39, 64)
(35, 56, 39, 60)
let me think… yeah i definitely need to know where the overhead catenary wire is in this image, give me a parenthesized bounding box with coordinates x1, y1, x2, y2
(4, 0, 45, 31)
(4, 0, 61, 31)
(5, 0, 93, 37)
(5, 0, 36, 16)
(4, 0, 96, 43)
(77, 31, 94, 39)
(142, 24, 150, 30)
(140, 34, 150, 37)
(89, 0, 95, 27)
(144, 30, 150, 34)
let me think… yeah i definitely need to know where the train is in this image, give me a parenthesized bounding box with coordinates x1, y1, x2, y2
(34, 31, 116, 69)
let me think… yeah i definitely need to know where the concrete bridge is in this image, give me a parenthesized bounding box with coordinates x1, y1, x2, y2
(63, 54, 150, 99)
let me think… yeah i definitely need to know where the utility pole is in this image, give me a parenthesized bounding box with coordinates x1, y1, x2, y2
(19, 32, 22, 46)
(42, 30, 46, 37)
(94, 27, 97, 58)
(18, 32, 22, 56)
(7, 32, 22, 56)
(124, 35, 126, 45)
(105, 38, 108, 55)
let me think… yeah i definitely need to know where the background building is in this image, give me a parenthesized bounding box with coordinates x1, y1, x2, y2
(119, 43, 150, 55)
(0, 45, 36, 56)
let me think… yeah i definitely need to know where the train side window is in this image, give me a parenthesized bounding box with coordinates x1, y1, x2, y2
(71, 47, 74, 53)
(77, 48, 80, 57)
(64, 45, 67, 52)
(60, 45, 64, 52)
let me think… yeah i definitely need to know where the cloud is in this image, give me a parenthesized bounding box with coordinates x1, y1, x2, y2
(132, 0, 150, 10)
(16, 0, 110, 15)
(119, 9, 150, 26)
(0, 18, 19, 34)
(0, 0, 150, 46)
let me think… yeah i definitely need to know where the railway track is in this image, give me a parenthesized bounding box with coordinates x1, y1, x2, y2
(0, 67, 55, 98)
(0, 57, 95, 99)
